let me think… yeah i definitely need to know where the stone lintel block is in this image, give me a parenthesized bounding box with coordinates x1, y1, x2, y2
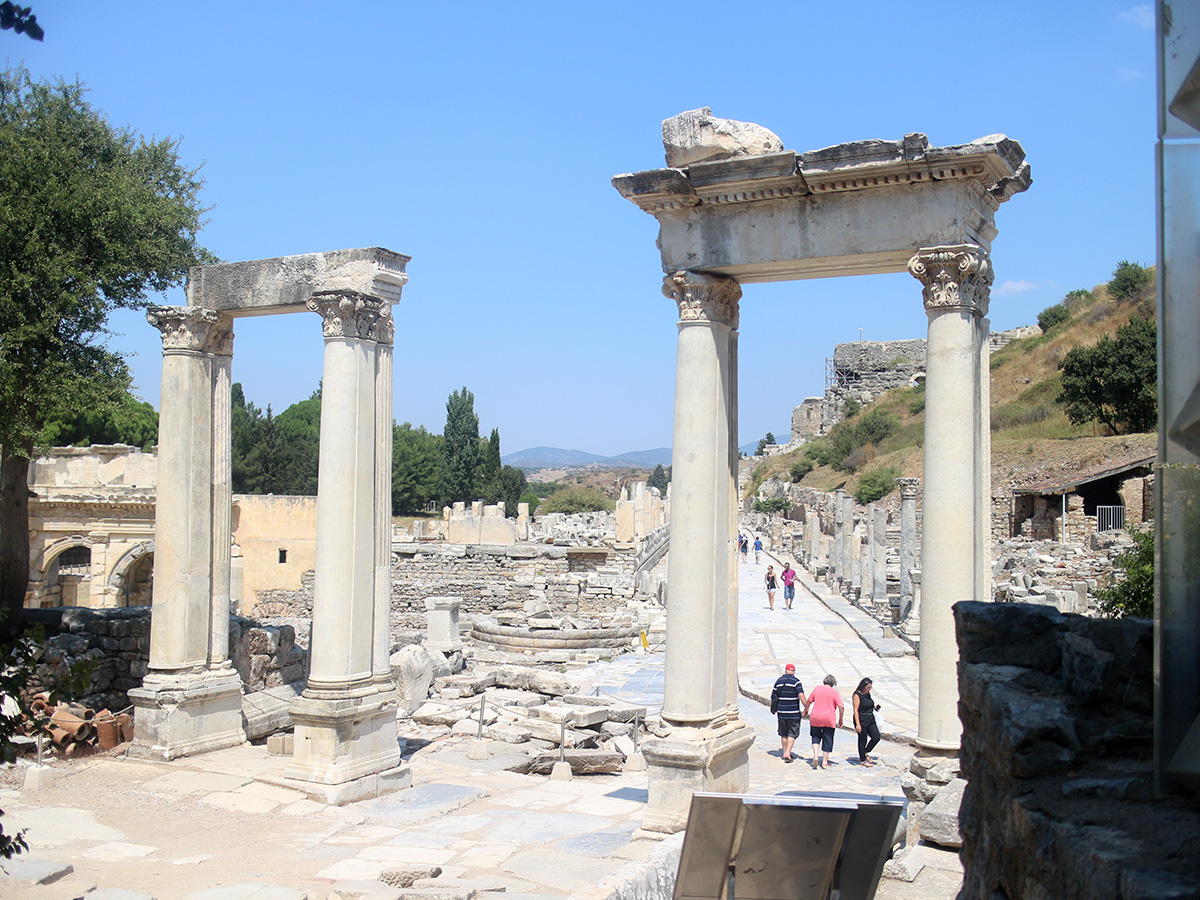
(186, 247, 410, 316)
(127, 669, 245, 761)
(534, 703, 609, 727)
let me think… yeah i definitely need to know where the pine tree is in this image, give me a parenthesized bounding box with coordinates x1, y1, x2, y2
(439, 387, 481, 506)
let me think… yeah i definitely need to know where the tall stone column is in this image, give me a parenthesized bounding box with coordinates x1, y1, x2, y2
(287, 291, 406, 802)
(643, 271, 754, 833)
(129, 307, 243, 760)
(898, 478, 920, 625)
(872, 505, 888, 605)
(841, 493, 855, 596)
(210, 325, 234, 669)
(908, 245, 992, 752)
(832, 489, 845, 583)
(373, 313, 395, 686)
(977, 317, 992, 605)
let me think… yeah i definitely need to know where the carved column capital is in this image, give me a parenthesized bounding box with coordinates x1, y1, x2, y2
(147, 306, 232, 354)
(662, 271, 741, 328)
(907, 245, 992, 316)
(898, 477, 921, 500)
(307, 290, 388, 341)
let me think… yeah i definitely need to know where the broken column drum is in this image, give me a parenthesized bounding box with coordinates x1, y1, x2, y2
(614, 110, 1030, 816)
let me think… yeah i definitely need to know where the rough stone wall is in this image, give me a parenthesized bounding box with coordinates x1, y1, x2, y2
(24, 606, 308, 711)
(824, 339, 926, 430)
(956, 601, 1200, 900)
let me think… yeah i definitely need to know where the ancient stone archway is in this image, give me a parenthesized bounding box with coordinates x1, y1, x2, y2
(107, 540, 154, 607)
(129, 248, 411, 802)
(614, 109, 1030, 831)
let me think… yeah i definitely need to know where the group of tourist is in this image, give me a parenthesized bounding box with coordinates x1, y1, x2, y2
(770, 668, 882, 768)
(737, 532, 763, 564)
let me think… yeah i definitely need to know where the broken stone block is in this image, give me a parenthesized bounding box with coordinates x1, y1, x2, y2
(487, 724, 531, 744)
(662, 107, 784, 168)
(534, 703, 608, 728)
(527, 749, 624, 775)
(492, 665, 579, 697)
(881, 844, 926, 883)
(266, 732, 294, 756)
(391, 645, 435, 714)
(411, 702, 470, 727)
(379, 867, 442, 889)
(919, 778, 966, 849)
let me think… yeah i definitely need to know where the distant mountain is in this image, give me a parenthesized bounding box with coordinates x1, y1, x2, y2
(739, 429, 792, 457)
(502, 446, 673, 470)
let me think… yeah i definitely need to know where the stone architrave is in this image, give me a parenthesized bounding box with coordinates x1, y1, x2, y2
(872, 505, 888, 604)
(641, 270, 754, 833)
(898, 478, 920, 617)
(908, 245, 993, 752)
(285, 290, 406, 802)
(425, 596, 464, 653)
(129, 307, 243, 760)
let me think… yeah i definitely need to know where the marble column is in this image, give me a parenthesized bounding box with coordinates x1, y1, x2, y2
(908, 245, 992, 752)
(832, 489, 845, 583)
(210, 327, 234, 669)
(287, 291, 406, 802)
(130, 307, 243, 760)
(841, 493, 855, 596)
(872, 505, 888, 605)
(898, 478, 920, 624)
(373, 313, 395, 687)
(977, 317, 992, 606)
(643, 271, 754, 833)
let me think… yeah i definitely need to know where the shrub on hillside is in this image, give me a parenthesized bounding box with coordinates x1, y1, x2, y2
(752, 497, 790, 514)
(842, 398, 861, 419)
(1107, 260, 1153, 302)
(1037, 303, 1070, 333)
(1058, 315, 1157, 434)
(790, 458, 813, 482)
(536, 486, 615, 514)
(1097, 527, 1153, 618)
(804, 408, 899, 474)
(854, 466, 900, 504)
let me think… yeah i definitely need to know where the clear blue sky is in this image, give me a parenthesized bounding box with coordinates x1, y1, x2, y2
(11, 1, 1156, 457)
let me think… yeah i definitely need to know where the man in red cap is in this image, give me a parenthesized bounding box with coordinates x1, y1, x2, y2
(769, 663, 806, 762)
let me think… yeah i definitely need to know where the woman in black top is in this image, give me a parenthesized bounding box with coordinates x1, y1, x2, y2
(853, 677, 881, 766)
(765, 565, 778, 610)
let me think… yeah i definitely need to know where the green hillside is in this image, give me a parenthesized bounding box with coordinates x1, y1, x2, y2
(750, 265, 1158, 501)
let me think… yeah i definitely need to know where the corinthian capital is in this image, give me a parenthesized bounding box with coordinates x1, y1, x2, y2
(147, 306, 231, 354)
(897, 477, 920, 500)
(907, 245, 992, 316)
(662, 271, 741, 328)
(307, 290, 387, 341)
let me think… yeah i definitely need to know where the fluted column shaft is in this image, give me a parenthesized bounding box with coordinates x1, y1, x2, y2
(661, 271, 741, 725)
(909, 245, 992, 751)
(306, 291, 385, 697)
(146, 308, 229, 673)
(210, 326, 234, 668)
(373, 320, 395, 685)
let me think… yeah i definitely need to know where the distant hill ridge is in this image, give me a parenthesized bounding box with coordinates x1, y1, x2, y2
(503, 446, 672, 470)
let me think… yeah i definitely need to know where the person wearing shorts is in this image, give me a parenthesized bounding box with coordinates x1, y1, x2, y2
(753, 536, 763, 563)
(780, 562, 797, 609)
(765, 565, 778, 610)
(770, 663, 806, 763)
(806, 673, 844, 770)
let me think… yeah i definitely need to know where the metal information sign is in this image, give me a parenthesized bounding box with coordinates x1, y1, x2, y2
(674, 791, 904, 900)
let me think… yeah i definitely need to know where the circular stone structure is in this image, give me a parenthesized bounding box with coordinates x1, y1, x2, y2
(470, 620, 640, 653)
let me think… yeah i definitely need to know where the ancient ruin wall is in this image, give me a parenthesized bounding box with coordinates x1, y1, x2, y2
(822, 339, 926, 431)
(955, 602, 1200, 900)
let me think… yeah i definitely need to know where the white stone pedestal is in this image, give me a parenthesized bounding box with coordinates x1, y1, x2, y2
(425, 596, 464, 653)
(128, 669, 244, 761)
(285, 690, 407, 804)
(640, 720, 755, 833)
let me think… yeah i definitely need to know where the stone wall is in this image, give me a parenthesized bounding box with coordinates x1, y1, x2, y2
(955, 601, 1200, 899)
(24, 606, 308, 712)
(824, 339, 926, 430)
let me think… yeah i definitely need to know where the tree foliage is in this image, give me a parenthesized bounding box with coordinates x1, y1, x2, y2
(751, 497, 790, 514)
(439, 387, 481, 507)
(1037, 303, 1070, 333)
(1107, 260, 1153, 302)
(392, 423, 442, 514)
(755, 432, 776, 455)
(804, 408, 899, 474)
(647, 464, 670, 493)
(537, 486, 615, 514)
(0, 67, 213, 636)
(41, 390, 158, 449)
(230, 384, 321, 496)
(1057, 315, 1157, 434)
(1096, 527, 1154, 618)
(494, 465, 527, 517)
(854, 466, 900, 504)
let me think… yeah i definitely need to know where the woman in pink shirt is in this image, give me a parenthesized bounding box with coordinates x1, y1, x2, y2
(805, 673, 844, 770)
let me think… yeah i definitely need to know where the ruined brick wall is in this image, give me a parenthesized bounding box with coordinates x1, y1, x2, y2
(956, 602, 1200, 900)
(25, 607, 308, 711)
(824, 339, 926, 430)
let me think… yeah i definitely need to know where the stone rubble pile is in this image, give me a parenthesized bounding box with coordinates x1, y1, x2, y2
(990, 533, 1136, 613)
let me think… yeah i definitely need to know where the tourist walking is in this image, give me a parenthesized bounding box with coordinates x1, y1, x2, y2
(753, 535, 763, 563)
(853, 677, 882, 766)
(770, 663, 806, 763)
(806, 674, 844, 770)
(765, 565, 778, 610)
(780, 562, 797, 610)
(739, 533, 749, 562)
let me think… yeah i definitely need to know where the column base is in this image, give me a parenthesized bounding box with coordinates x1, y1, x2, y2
(127, 669, 245, 761)
(284, 687, 402, 801)
(640, 718, 755, 833)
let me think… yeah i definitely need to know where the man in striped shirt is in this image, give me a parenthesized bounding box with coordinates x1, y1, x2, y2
(770, 663, 807, 763)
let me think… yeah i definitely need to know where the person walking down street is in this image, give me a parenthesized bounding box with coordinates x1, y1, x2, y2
(780, 562, 797, 610)
(806, 674, 844, 770)
(765, 565, 778, 610)
(740, 533, 749, 562)
(753, 535, 763, 564)
(770, 663, 806, 763)
(853, 677, 882, 766)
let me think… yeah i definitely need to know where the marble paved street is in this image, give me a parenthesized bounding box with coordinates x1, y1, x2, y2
(1, 547, 952, 900)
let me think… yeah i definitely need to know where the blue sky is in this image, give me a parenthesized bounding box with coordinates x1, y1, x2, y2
(11, 1, 1156, 456)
